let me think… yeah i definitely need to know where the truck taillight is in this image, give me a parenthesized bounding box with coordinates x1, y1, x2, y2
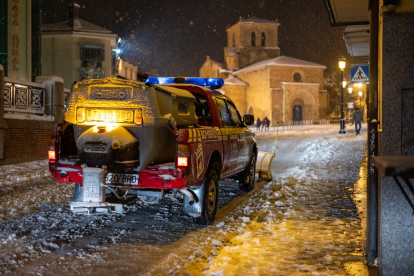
(48, 150, 56, 160)
(177, 156, 188, 167)
(77, 108, 85, 123)
(134, 109, 143, 125)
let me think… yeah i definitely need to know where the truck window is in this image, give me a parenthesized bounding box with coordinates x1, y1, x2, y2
(226, 100, 242, 127)
(192, 93, 212, 122)
(215, 98, 232, 127)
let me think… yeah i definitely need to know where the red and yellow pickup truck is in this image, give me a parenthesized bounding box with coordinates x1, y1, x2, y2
(48, 76, 257, 224)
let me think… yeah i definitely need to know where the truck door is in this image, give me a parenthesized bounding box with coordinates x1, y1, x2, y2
(225, 99, 248, 171)
(214, 97, 239, 175)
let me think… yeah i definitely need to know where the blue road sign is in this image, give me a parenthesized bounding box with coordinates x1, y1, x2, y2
(351, 64, 369, 83)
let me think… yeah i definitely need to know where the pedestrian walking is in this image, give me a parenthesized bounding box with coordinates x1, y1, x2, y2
(261, 118, 267, 131)
(264, 117, 270, 131)
(256, 118, 261, 131)
(352, 108, 364, 135)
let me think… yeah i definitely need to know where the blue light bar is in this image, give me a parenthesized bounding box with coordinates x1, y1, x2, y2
(145, 77, 224, 89)
(207, 78, 224, 88)
(145, 77, 174, 85)
(184, 78, 208, 86)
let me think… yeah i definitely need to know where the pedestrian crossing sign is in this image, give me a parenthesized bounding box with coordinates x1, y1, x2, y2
(351, 64, 369, 83)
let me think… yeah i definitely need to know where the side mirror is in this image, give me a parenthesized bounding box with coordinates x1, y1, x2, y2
(243, 115, 254, 126)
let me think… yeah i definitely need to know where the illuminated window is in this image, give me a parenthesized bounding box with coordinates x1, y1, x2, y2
(261, 32, 266, 46)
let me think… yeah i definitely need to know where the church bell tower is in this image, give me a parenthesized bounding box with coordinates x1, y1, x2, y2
(225, 17, 280, 70)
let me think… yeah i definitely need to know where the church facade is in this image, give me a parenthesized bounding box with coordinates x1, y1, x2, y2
(199, 17, 328, 125)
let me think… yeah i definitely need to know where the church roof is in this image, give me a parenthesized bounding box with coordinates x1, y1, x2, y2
(224, 75, 248, 86)
(234, 56, 326, 74)
(240, 17, 279, 24)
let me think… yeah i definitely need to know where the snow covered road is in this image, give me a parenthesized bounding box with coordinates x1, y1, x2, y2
(0, 125, 368, 275)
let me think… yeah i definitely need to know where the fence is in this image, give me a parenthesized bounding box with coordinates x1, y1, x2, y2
(0, 67, 65, 164)
(254, 119, 331, 131)
(4, 77, 46, 115)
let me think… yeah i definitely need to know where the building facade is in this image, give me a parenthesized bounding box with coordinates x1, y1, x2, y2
(200, 17, 327, 125)
(41, 3, 117, 89)
(0, 0, 42, 81)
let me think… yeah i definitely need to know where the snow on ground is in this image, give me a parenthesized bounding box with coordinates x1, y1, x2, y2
(148, 126, 368, 276)
(0, 125, 368, 275)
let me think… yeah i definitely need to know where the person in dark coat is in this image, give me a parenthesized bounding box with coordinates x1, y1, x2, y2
(352, 108, 364, 135)
(265, 117, 270, 131)
(261, 118, 267, 131)
(256, 118, 261, 131)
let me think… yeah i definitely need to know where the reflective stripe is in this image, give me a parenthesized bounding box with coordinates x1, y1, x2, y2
(188, 129, 193, 143)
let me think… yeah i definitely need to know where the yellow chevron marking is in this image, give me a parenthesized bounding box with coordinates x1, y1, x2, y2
(188, 129, 193, 143)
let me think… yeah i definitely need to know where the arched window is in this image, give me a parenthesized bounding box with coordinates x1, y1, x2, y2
(251, 32, 256, 46)
(261, 32, 266, 46)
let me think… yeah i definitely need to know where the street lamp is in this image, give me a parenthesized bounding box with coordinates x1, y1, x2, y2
(348, 87, 353, 93)
(338, 56, 346, 134)
(359, 91, 363, 108)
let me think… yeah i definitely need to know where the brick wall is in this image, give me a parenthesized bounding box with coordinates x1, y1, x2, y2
(3, 128, 50, 159)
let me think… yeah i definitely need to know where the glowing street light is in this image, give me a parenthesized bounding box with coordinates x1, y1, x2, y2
(348, 87, 353, 93)
(359, 91, 363, 108)
(338, 56, 346, 134)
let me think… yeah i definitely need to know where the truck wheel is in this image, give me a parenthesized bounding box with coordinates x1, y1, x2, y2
(239, 151, 256, 192)
(195, 166, 219, 225)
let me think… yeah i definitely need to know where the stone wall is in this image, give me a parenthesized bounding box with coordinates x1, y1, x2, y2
(222, 84, 247, 115)
(236, 67, 271, 121)
(269, 65, 324, 88)
(378, 12, 414, 276)
(199, 57, 222, 78)
(226, 22, 279, 48)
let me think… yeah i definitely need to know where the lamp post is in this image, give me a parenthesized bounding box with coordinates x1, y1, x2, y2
(338, 56, 346, 134)
(359, 91, 363, 108)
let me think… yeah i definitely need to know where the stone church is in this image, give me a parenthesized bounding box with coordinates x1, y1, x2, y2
(199, 17, 328, 125)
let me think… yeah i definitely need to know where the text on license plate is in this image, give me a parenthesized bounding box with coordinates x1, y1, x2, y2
(106, 173, 139, 185)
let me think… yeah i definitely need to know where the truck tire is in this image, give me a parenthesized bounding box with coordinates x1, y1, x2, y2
(239, 151, 256, 192)
(195, 165, 219, 225)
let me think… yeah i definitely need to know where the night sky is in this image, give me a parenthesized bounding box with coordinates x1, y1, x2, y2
(41, 0, 363, 78)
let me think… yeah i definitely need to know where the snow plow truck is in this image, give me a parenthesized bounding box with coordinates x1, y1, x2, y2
(48, 76, 257, 225)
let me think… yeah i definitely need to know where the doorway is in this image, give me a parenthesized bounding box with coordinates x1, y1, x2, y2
(293, 105, 302, 121)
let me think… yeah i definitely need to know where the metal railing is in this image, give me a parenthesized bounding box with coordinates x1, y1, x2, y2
(4, 77, 46, 115)
(254, 119, 331, 132)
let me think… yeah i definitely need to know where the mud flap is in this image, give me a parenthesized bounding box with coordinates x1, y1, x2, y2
(182, 182, 205, 217)
(256, 152, 275, 181)
(70, 167, 123, 214)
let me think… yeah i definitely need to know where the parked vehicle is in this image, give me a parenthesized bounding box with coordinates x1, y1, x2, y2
(48, 76, 257, 224)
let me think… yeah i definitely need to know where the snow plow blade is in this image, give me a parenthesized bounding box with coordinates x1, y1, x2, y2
(256, 152, 275, 181)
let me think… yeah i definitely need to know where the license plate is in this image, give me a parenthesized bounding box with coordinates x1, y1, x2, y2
(106, 173, 139, 185)
(86, 109, 134, 123)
